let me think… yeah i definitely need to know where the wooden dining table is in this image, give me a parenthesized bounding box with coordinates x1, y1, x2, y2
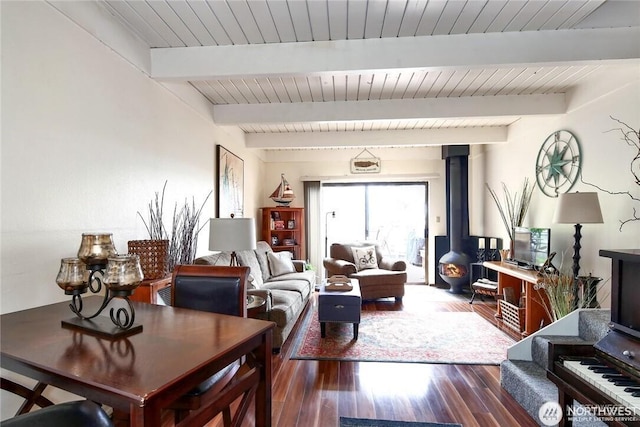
(0, 296, 274, 426)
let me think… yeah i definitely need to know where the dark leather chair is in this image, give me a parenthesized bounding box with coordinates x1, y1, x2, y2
(1, 400, 114, 427)
(172, 264, 248, 318)
(169, 265, 260, 427)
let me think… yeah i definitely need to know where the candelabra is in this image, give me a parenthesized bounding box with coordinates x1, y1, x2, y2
(57, 233, 143, 338)
(476, 247, 486, 263)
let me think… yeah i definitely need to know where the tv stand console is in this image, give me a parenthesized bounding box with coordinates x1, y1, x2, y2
(483, 261, 551, 337)
(503, 258, 536, 270)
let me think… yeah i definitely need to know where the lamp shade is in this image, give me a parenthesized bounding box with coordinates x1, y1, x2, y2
(208, 218, 256, 252)
(553, 192, 604, 224)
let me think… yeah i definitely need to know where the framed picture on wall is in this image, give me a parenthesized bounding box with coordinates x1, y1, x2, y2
(216, 145, 244, 218)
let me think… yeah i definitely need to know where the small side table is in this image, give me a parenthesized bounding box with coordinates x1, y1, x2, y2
(130, 276, 171, 305)
(247, 295, 266, 318)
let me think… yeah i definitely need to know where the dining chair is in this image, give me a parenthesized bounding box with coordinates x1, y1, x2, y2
(169, 264, 260, 427)
(1, 400, 114, 427)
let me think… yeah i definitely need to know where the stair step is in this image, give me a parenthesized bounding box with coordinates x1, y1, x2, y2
(532, 335, 590, 370)
(501, 360, 607, 426)
(501, 310, 612, 426)
(501, 360, 557, 423)
(578, 309, 610, 342)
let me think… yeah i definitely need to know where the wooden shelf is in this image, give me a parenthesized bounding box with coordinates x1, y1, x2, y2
(261, 207, 305, 260)
(483, 261, 551, 337)
(129, 276, 171, 305)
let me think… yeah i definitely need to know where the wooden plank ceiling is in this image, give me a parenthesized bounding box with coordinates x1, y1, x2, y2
(94, 0, 639, 148)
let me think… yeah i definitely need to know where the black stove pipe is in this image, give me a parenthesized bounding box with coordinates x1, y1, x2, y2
(442, 145, 470, 247)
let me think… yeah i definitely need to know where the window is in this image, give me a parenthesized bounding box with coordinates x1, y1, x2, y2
(322, 182, 427, 265)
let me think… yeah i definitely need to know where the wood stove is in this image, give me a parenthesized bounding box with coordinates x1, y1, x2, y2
(438, 146, 472, 293)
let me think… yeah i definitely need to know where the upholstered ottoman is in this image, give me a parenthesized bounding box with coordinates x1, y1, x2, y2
(318, 279, 361, 339)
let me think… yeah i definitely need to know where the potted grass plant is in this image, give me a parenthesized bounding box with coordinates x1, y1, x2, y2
(534, 264, 607, 322)
(486, 178, 534, 257)
(535, 270, 577, 322)
(129, 182, 170, 280)
(135, 182, 211, 277)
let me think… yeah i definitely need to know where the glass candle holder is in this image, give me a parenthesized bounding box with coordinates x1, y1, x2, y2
(103, 254, 143, 296)
(77, 233, 117, 267)
(56, 257, 88, 294)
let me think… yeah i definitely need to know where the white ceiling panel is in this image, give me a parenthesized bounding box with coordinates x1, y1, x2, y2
(246, 0, 281, 43)
(432, 0, 467, 35)
(363, 0, 387, 38)
(81, 0, 640, 149)
(307, 0, 330, 40)
(187, 1, 231, 45)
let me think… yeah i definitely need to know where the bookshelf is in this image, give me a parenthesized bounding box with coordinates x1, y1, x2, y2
(260, 207, 305, 260)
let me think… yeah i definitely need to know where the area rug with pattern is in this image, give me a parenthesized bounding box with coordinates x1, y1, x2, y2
(291, 308, 515, 364)
(340, 417, 462, 427)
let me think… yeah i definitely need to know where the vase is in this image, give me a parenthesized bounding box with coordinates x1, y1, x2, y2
(127, 239, 169, 279)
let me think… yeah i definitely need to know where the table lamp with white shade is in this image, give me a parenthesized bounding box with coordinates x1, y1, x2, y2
(553, 191, 604, 279)
(208, 216, 257, 266)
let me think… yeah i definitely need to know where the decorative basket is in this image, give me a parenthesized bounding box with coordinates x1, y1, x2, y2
(127, 239, 168, 280)
(499, 299, 525, 333)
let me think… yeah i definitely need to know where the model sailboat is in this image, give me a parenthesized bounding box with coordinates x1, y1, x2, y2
(270, 174, 295, 206)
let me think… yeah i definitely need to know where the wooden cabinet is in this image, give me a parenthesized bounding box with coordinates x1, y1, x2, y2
(129, 276, 171, 305)
(261, 207, 305, 260)
(483, 261, 551, 337)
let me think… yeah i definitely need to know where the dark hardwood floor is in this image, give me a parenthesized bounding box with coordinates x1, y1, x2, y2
(200, 284, 538, 427)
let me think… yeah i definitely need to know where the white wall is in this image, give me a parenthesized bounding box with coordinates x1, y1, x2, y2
(0, 1, 258, 314)
(482, 64, 640, 306)
(0, 2, 266, 417)
(0, 4, 265, 415)
(261, 147, 446, 282)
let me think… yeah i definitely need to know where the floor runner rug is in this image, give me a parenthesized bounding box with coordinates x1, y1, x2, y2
(291, 309, 515, 364)
(340, 417, 462, 427)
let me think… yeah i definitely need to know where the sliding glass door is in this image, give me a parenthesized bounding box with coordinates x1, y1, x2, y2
(322, 183, 427, 265)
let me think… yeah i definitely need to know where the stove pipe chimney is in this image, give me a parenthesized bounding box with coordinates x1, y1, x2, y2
(439, 145, 471, 293)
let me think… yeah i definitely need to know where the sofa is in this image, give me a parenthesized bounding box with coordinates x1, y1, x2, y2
(323, 242, 407, 301)
(195, 241, 315, 352)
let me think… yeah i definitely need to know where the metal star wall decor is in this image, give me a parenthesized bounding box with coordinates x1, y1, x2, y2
(535, 130, 582, 197)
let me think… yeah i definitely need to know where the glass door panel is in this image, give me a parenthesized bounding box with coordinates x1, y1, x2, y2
(322, 183, 427, 267)
(367, 184, 426, 262)
(323, 185, 365, 255)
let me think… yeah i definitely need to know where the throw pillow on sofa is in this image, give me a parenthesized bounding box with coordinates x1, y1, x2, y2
(267, 251, 296, 277)
(237, 249, 264, 289)
(351, 246, 379, 270)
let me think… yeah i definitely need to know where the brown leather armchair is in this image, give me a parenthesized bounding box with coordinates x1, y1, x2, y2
(323, 242, 407, 301)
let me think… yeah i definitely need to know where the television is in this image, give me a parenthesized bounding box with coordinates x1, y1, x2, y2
(512, 227, 551, 269)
